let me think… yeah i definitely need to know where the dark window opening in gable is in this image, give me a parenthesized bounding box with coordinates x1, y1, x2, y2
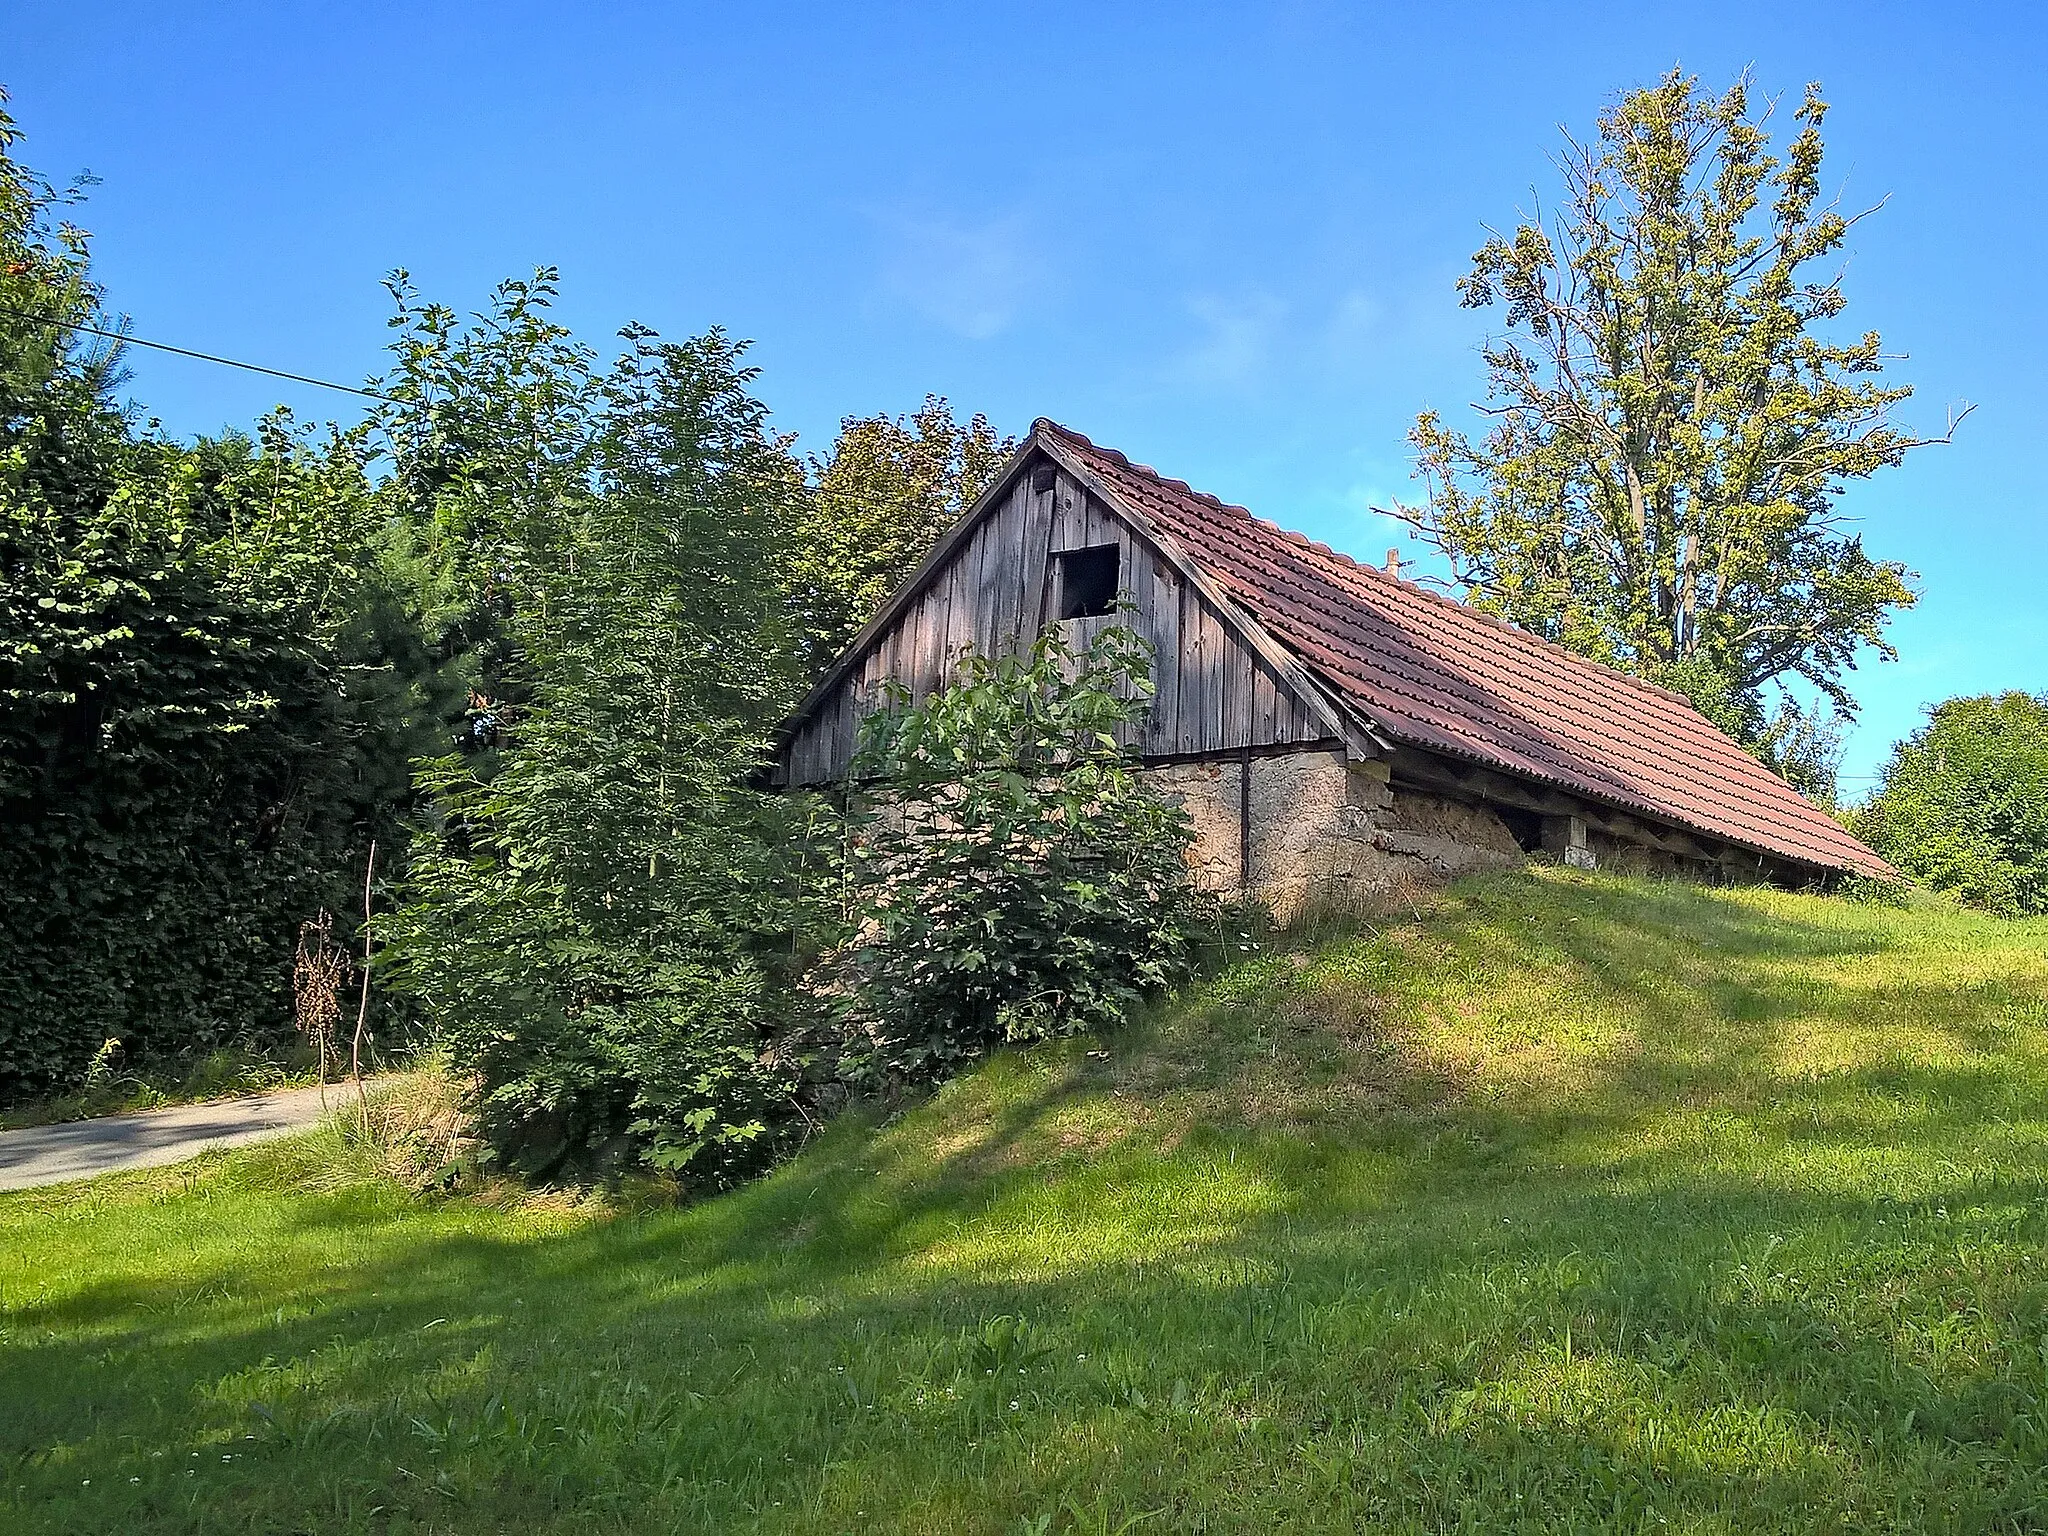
(1054, 543, 1120, 619)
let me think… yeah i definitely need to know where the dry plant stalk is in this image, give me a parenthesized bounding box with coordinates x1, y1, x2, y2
(292, 911, 345, 1080)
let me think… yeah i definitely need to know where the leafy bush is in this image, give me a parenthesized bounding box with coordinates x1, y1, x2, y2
(379, 308, 809, 1186)
(1835, 872, 1914, 909)
(826, 623, 1212, 1084)
(384, 820, 794, 1182)
(1855, 692, 2048, 917)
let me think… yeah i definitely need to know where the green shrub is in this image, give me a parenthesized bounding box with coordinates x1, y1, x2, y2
(1855, 692, 2048, 916)
(379, 316, 808, 1187)
(0, 454, 428, 1102)
(385, 807, 794, 1183)
(1835, 872, 1914, 909)
(826, 623, 1213, 1084)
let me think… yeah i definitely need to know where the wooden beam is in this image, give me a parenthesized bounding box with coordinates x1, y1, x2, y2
(1389, 743, 1828, 875)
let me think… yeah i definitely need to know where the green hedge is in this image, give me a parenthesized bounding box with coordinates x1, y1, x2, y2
(0, 516, 381, 1101)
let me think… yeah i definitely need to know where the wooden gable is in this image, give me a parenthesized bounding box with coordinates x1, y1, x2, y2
(776, 441, 1364, 788)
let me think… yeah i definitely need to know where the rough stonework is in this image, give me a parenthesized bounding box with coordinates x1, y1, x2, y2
(1134, 758, 1242, 891)
(1137, 747, 1526, 919)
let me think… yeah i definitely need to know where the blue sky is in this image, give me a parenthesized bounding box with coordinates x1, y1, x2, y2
(6, 2, 2041, 788)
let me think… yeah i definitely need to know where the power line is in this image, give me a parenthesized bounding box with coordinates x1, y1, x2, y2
(0, 302, 1039, 517)
(0, 302, 395, 402)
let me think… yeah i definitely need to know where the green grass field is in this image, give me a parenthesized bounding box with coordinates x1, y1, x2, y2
(7, 869, 2048, 1534)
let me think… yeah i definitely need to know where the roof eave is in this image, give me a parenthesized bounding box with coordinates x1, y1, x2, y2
(1374, 722, 1889, 880)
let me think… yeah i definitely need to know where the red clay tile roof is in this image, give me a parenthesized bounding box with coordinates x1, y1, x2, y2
(1038, 420, 1890, 879)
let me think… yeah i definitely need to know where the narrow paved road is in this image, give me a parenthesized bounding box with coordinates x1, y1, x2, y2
(0, 1079, 398, 1192)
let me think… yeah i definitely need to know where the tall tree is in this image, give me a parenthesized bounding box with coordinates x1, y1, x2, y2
(1397, 71, 1965, 745)
(1856, 694, 2048, 917)
(379, 284, 811, 1184)
(788, 395, 1013, 678)
(369, 268, 611, 763)
(0, 87, 127, 523)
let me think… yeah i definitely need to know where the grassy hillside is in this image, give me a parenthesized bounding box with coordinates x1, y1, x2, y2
(6, 869, 2048, 1534)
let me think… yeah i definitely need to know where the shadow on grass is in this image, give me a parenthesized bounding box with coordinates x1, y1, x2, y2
(7, 870, 2048, 1531)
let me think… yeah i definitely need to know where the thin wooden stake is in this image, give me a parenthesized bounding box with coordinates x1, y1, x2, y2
(351, 840, 377, 1117)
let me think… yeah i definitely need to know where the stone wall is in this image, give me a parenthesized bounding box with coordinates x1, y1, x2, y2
(1138, 748, 1525, 919)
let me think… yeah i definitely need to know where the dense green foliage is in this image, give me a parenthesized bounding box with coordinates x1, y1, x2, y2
(0, 100, 429, 1100)
(0, 424, 415, 1098)
(9, 871, 2048, 1532)
(376, 289, 812, 1186)
(828, 624, 1211, 1084)
(361, 273, 1171, 1183)
(3, 96, 1172, 1151)
(1400, 71, 1956, 782)
(1857, 692, 2048, 915)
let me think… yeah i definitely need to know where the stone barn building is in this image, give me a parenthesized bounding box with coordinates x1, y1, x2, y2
(773, 420, 1890, 914)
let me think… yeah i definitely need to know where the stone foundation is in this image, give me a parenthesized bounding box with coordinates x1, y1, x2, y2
(1138, 748, 1525, 920)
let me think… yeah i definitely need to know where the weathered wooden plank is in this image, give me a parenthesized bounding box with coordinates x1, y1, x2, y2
(1294, 685, 1325, 742)
(800, 692, 840, 786)
(1221, 618, 1252, 749)
(936, 529, 971, 682)
(880, 610, 907, 692)
(1076, 488, 1110, 549)
(982, 485, 1013, 652)
(1207, 597, 1233, 751)
(1016, 473, 1056, 637)
(828, 689, 851, 779)
(924, 540, 955, 688)
(866, 628, 890, 694)
(1252, 661, 1280, 745)
(1281, 687, 1314, 744)
(1172, 579, 1198, 755)
(806, 692, 832, 786)
(1052, 471, 1086, 551)
(807, 714, 830, 785)
(1146, 551, 1181, 754)
(1042, 473, 1082, 628)
(914, 582, 944, 697)
(1011, 481, 1037, 647)
(1111, 503, 1140, 618)
(988, 482, 1027, 652)
(1180, 587, 1214, 753)
(967, 507, 1001, 659)
(837, 681, 862, 775)
(900, 590, 931, 702)
(1108, 519, 1151, 749)
(800, 703, 823, 786)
